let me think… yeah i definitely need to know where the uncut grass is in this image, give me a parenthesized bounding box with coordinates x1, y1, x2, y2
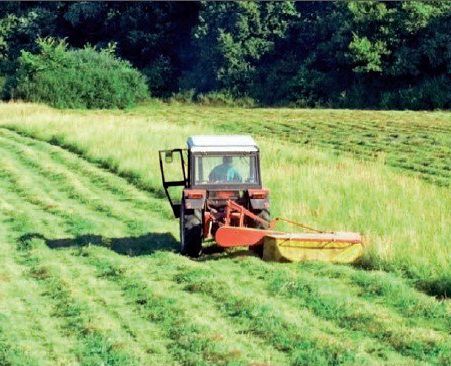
(0, 102, 449, 294)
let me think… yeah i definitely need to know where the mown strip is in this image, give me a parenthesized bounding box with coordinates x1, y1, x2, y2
(0, 141, 175, 365)
(227, 258, 451, 365)
(0, 316, 40, 366)
(0, 204, 83, 365)
(291, 262, 451, 332)
(0, 125, 168, 199)
(172, 263, 435, 365)
(75, 248, 287, 366)
(17, 245, 139, 366)
(0, 132, 270, 364)
(0, 196, 141, 366)
(0, 131, 177, 255)
(0, 128, 171, 220)
(0, 133, 144, 234)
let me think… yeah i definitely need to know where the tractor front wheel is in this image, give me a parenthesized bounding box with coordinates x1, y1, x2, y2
(180, 202, 203, 257)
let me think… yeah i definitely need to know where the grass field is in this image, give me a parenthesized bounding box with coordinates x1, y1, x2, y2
(0, 102, 450, 365)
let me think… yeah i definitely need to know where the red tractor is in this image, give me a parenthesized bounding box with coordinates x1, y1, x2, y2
(159, 135, 270, 256)
(159, 135, 363, 262)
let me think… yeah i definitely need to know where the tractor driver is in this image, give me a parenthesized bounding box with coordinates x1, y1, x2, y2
(209, 156, 242, 183)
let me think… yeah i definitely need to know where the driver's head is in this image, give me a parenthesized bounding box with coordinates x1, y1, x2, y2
(223, 156, 233, 165)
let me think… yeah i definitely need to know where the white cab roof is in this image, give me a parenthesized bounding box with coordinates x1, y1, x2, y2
(187, 135, 258, 152)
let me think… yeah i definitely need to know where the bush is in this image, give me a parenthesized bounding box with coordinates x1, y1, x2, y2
(10, 38, 149, 109)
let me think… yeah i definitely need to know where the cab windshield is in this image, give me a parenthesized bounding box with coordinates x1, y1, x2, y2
(194, 154, 258, 185)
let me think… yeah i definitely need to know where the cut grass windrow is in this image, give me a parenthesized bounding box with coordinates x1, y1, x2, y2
(0, 193, 151, 365)
(0, 316, 40, 366)
(16, 248, 140, 366)
(0, 125, 168, 200)
(211, 257, 451, 364)
(17, 236, 176, 366)
(0, 128, 171, 219)
(0, 129, 171, 226)
(267, 271, 450, 364)
(0, 138, 178, 365)
(0, 130, 280, 363)
(0, 129, 176, 241)
(76, 248, 288, 366)
(171, 259, 449, 366)
(0, 220, 80, 366)
(1, 224, 127, 366)
(290, 262, 451, 332)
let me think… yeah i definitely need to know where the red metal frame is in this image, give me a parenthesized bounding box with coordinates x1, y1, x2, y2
(223, 200, 273, 228)
(213, 200, 359, 249)
(214, 200, 277, 247)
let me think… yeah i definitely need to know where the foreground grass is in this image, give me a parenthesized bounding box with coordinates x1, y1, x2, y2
(0, 102, 449, 297)
(0, 125, 448, 364)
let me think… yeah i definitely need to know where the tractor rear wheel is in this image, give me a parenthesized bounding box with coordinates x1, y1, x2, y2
(180, 202, 203, 257)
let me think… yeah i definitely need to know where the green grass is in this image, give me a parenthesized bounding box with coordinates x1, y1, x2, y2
(0, 102, 449, 365)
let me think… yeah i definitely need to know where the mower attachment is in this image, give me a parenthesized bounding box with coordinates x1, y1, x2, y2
(214, 200, 364, 264)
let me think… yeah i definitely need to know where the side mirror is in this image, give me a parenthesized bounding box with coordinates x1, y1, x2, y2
(165, 151, 173, 164)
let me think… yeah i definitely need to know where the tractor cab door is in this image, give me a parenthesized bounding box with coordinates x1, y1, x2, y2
(158, 149, 188, 218)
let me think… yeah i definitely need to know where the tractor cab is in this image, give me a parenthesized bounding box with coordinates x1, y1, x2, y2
(187, 135, 261, 188)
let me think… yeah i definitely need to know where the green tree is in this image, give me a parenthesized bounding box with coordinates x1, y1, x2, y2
(0, 0, 449, 109)
(183, 1, 296, 96)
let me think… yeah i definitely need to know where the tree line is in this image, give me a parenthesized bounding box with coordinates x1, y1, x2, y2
(1, 1, 449, 109)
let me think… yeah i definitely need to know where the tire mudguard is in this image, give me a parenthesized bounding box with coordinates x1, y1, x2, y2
(184, 198, 206, 209)
(183, 189, 207, 210)
(250, 198, 269, 210)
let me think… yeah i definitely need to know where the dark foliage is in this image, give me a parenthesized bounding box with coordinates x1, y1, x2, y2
(0, 1, 449, 109)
